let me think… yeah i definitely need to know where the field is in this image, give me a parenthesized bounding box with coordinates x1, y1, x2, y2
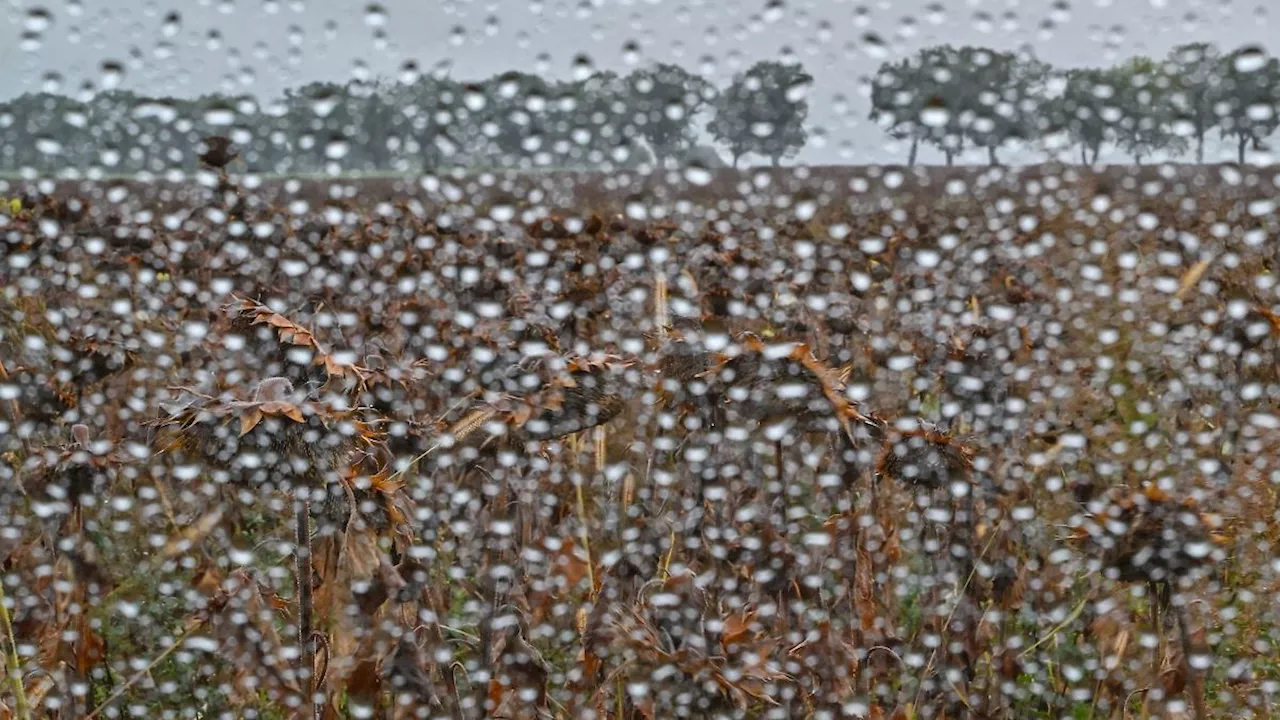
(2, 163, 1279, 719)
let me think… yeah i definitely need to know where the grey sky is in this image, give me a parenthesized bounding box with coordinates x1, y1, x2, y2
(3, 0, 1276, 164)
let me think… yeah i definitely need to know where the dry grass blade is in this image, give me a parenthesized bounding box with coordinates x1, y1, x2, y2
(1176, 257, 1214, 300)
(0, 580, 28, 720)
(654, 272, 669, 337)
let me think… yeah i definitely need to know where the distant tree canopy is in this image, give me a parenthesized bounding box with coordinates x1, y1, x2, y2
(708, 61, 812, 168)
(871, 42, 1280, 165)
(0, 61, 809, 176)
(5, 42, 1279, 175)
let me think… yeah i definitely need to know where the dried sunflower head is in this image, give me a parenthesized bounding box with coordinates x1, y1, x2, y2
(1070, 485, 1228, 585)
(21, 423, 125, 517)
(457, 353, 632, 443)
(152, 377, 374, 491)
(875, 425, 976, 489)
(708, 334, 870, 439)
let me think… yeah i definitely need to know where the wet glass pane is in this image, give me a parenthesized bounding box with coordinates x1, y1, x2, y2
(1, 1, 1278, 718)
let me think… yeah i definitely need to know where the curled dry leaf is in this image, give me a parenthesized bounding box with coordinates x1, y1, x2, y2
(227, 296, 375, 388)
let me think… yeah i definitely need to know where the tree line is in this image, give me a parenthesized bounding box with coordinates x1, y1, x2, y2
(3, 41, 1276, 174)
(0, 61, 812, 175)
(870, 42, 1280, 166)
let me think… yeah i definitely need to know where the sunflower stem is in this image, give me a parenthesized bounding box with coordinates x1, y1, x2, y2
(1172, 598, 1208, 720)
(295, 494, 316, 719)
(575, 473, 597, 596)
(0, 580, 29, 720)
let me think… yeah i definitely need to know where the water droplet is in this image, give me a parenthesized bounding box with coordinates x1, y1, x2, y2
(1234, 47, 1268, 73)
(862, 32, 889, 59)
(571, 54, 595, 82)
(311, 93, 338, 118)
(398, 60, 420, 84)
(1248, 103, 1274, 121)
(364, 3, 387, 27)
(203, 108, 236, 126)
(625, 200, 649, 221)
(860, 237, 887, 254)
(795, 199, 817, 221)
(100, 61, 124, 90)
(325, 138, 350, 159)
(24, 8, 53, 32)
(763, 0, 785, 23)
(463, 88, 486, 111)
(161, 11, 181, 37)
(921, 106, 951, 128)
(622, 40, 641, 66)
(490, 204, 515, 222)
(684, 165, 712, 186)
(35, 137, 62, 155)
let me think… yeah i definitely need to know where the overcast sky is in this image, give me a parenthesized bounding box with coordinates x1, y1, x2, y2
(2, 0, 1276, 164)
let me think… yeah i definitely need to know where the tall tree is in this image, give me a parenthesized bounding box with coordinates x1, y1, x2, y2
(626, 63, 715, 167)
(277, 81, 358, 174)
(1111, 57, 1187, 164)
(559, 71, 644, 169)
(479, 71, 554, 169)
(1049, 68, 1115, 166)
(1166, 43, 1223, 163)
(2, 92, 91, 174)
(869, 47, 976, 166)
(400, 75, 462, 171)
(869, 57, 931, 166)
(1218, 47, 1280, 165)
(960, 49, 1050, 166)
(707, 61, 812, 167)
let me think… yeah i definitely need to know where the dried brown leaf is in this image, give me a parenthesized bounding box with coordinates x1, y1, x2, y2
(239, 409, 263, 436)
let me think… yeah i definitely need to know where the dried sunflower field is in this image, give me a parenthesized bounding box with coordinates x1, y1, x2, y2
(2, 163, 1280, 720)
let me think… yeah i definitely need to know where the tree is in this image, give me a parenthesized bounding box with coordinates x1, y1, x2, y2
(400, 75, 462, 171)
(869, 57, 932, 166)
(1166, 43, 1223, 163)
(1110, 57, 1187, 164)
(869, 47, 979, 167)
(478, 71, 554, 169)
(1218, 47, 1280, 165)
(2, 92, 91, 174)
(707, 61, 812, 167)
(960, 49, 1050, 166)
(277, 81, 358, 174)
(625, 64, 715, 167)
(1050, 68, 1115, 166)
(557, 71, 644, 169)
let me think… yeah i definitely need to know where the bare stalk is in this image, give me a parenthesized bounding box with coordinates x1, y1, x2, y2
(654, 273, 669, 337)
(296, 493, 316, 719)
(575, 449, 597, 595)
(0, 581, 29, 720)
(1172, 599, 1208, 720)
